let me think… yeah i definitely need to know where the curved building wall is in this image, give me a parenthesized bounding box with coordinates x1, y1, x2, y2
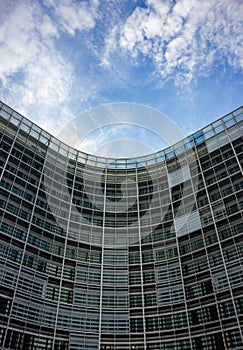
(0, 101, 243, 350)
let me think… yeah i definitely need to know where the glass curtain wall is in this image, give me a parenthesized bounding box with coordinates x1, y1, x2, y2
(0, 101, 242, 350)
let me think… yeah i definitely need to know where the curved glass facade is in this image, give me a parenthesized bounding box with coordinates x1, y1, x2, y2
(0, 101, 242, 350)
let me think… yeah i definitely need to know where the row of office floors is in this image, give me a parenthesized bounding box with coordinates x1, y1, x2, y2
(0, 101, 242, 349)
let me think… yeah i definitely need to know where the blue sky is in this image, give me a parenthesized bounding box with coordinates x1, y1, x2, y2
(0, 0, 242, 157)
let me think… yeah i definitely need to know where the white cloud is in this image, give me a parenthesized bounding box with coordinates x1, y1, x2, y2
(77, 122, 168, 158)
(0, 2, 39, 82)
(0, 0, 241, 140)
(103, 0, 243, 86)
(102, 26, 118, 66)
(43, 0, 99, 35)
(21, 54, 73, 105)
(0, 1, 60, 83)
(0, 0, 100, 134)
(39, 14, 59, 39)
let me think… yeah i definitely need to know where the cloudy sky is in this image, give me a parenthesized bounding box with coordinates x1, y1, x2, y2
(0, 0, 242, 156)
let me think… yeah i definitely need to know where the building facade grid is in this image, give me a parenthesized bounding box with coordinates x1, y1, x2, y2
(0, 101, 242, 349)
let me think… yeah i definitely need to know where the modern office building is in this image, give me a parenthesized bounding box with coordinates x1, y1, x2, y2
(0, 100, 242, 350)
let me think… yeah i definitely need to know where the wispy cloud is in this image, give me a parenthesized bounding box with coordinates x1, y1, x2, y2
(0, 0, 241, 143)
(43, 0, 99, 35)
(78, 123, 168, 157)
(0, 0, 100, 133)
(103, 0, 243, 86)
